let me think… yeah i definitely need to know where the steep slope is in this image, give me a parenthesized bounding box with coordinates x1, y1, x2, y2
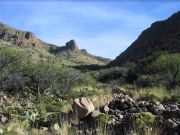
(110, 11, 180, 66)
(0, 22, 110, 65)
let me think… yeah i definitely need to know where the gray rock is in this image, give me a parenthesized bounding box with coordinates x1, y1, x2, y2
(167, 119, 178, 128)
(157, 104, 166, 111)
(138, 101, 149, 107)
(108, 118, 116, 125)
(124, 95, 135, 103)
(117, 114, 124, 120)
(169, 104, 179, 111)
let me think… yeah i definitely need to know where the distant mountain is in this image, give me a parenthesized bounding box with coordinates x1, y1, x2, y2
(110, 11, 180, 66)
(0, 22, 110, 65)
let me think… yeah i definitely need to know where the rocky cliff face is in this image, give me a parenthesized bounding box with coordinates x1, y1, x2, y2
(110, 11, 180, 66)
(0, 22, 40, 48)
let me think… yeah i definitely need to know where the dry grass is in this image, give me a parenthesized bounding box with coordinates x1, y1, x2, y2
(133, 86, 169, 101)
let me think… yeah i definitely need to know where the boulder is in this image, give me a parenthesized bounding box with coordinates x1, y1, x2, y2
(72, 97, 95, 119)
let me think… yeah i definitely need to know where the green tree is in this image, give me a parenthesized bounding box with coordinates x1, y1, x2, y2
(149, 53, 180, 88)
(0, 47, 27, 93)
(22, 60, 59, 98)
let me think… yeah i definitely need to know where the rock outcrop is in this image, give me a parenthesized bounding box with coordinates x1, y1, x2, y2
(110, 11, 180, 66)
(49, 39, 79, 53)
(0, 22, 40, 47)
(65, 39, 78, 51)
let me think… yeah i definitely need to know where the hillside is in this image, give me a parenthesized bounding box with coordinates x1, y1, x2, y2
(0, 22, 110, 66)
(110, 11, 180, 66)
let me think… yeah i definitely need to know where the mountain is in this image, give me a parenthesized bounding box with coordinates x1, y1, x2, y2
(0, 22, 110, 65)
(110, 11, 180, 66)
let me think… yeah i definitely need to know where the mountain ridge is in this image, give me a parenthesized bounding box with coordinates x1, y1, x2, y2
(0, 21, 110, 65)
(110, 11, 180, 66)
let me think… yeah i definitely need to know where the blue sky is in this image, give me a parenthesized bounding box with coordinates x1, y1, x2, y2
(0, 0, 180, 59)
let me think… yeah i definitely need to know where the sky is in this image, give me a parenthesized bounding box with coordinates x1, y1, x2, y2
(0, 0, 180, 59)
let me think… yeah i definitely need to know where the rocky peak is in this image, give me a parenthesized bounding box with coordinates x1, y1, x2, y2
(168, 11, 180, 21)
(0, 22, 40, 47)
(65, 39, 78, 51)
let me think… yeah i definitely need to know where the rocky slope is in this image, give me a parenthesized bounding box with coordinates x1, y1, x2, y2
(0, 22, 110, 65)
(110, 11, 180, 66)
(0, 22, 40, 48)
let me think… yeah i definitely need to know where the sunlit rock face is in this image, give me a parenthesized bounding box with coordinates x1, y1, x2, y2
(0, 22, 40, 48)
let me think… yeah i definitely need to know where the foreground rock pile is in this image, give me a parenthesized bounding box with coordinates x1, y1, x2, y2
(105, 93, 180, 135)
(73, 93, 180, 135)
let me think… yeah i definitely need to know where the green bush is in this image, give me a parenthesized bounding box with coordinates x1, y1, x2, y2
(146, 53, 180, 88)
(98, 114, 110, 124)
(136, 75, 160, 87)
(131, 112, 155, 129)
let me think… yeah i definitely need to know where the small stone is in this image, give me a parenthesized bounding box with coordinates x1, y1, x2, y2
(108, 109, 115, 115)
(138, 101, 149, 107)
(117, 114, 123, 120)
(157, 104, 166, 111)
(41, 127, 48, 132)
(108, 118, 116, 125)
(169, 104, 179, 110)
(103, 105, 110, 113)
(167, 119, 178, 128)
(124, 95, 135, 103)
(155, 101, 160, 106)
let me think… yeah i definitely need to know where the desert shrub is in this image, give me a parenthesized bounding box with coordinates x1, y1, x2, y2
(0, 47, 26, 94)
(98, 114, 110, 124)
(131, 112, 155, 129)
(22, 60, 62, 98)
(98, 67, 128, 83)
(136, 75, 161, 87)
(98, 71, 122, 82)
(5, 106, 24, 115)
(147, 53, 180, 88)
